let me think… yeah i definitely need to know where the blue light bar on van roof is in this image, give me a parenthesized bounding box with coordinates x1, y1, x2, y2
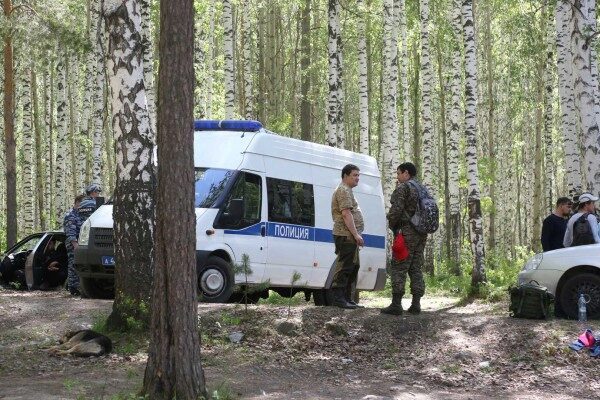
(194, 120, 263, 132)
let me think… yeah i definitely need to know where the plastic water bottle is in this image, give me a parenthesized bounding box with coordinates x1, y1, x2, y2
(578, 293, 587, 322)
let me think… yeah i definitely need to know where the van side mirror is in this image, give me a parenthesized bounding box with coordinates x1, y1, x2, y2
(228, 198, 244, 222)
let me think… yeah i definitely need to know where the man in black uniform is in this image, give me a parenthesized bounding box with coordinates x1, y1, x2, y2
(541, 197, 571, 252)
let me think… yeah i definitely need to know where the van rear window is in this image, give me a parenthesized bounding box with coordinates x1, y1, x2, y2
(195, 168, 236, 208)
(267, 178, 315, 227)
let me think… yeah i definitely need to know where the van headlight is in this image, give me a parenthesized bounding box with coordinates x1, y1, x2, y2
(522, 253, 543, 271)
(79, 220, 91, 246)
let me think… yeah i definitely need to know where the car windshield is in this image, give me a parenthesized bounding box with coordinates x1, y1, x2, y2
(195, 168, 236, 208)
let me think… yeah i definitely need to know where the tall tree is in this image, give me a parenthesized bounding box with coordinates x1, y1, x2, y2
(399, 0, 410, 159)
(22, 67, 34, 234)
(54, 55, 68, 222)
(91, 0, 106, 186)
(104, 0, 156, 330)
(380, 0, 399, 204)
(3, 0, 17, 247)
(143, 0, 207, 397)
(223, 0, 235, 118)
(242, 0, 254, 119)
(357, 0, 369, 154)
(300, 0, 312, 141)
(462, 0, 486, 288)
(327, 0, 344, 148)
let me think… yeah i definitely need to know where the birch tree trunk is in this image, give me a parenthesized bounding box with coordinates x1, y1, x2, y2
(555, 0, 581, 197)
(140, 0, 155, 132)
(357, 0, 369, 154)
(544, 3, 555, 213)
(143, 0, 207, 396)
(327, 0, 344, 148)
(483, 4, 496, 251)
(104, 0, 156, 330)
(532, 62, 544, 252)
(399, 0, 410, 159)
(92, 0, 105, 185)
(32, 66, 45, 230)
(54, 56, 68, 222)
(22, 67, 34, 234)
(381, 0, 399, 205)
(223, 0, 235, 119)
(447, 0, 463, 274)
(462, 0, 486, 288)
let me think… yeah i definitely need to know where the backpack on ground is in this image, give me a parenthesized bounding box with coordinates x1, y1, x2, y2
(407, 180, 439, 234)
(572, 213, 595, 246)
(509, 281, 554, 319)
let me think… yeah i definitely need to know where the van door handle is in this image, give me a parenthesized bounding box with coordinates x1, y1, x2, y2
(261, 225, 266, 237)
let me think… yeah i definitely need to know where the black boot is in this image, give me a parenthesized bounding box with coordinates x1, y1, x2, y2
(332, 287, 358, 309)
(407, 296, 421, 314)
(345, 283, 364, 308)
(380, 293, 403, 315)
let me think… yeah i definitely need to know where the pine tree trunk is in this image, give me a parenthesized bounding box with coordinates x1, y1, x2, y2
(142, 0, 207, 397)
(555, 0, 581, 197)
(327, 0, 344, 148)
(223, 0, 235, 119)
(300, 0, 312, 141)
(242, 0, 254, 120)
(381, 0, 399, 205)
(462, 0, 486, 288)
(3, 0, 17, 246)
(357, 0, 369, 154)
(104, 0, 156, 331)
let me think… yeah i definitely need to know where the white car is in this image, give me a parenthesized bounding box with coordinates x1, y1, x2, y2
(518, 244, 600, 318)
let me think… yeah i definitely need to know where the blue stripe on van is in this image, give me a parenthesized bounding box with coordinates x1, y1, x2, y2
(224, 222, 385, 249)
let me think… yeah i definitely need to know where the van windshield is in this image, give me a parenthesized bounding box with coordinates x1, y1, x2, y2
(195, 168, 236, 208)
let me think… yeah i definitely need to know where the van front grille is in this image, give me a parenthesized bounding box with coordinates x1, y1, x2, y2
(93, 228, 114, 249)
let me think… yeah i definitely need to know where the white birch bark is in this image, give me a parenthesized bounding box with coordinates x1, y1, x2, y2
(55, 57, 68, 221)
(399, 0, 410, 159)
(327, 0, 345, 148)
(462, 0, 486, 286)
(242, 0, 255, 120)
(68, 55, 80, 197)
(80, 52, 94, 189)
(92, 0, 105, 185)
(447, 0, 463, 268)
(381, 0, 400, 204)
(544, 4, 555, 212)
(357, 0, 369, 154)
(105, 0, 156, 309)
(556, 0, 581, 197)
(420, 0, 435, 194)
(140, 0, 156, 133)
(22, 67, 34, 233)
(223, 0, 236, 119)
(206, 0, 215, 118)
(43, 59, 54, 225)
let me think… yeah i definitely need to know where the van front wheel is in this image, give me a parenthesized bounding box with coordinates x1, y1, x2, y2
(197, 256, 234, 303)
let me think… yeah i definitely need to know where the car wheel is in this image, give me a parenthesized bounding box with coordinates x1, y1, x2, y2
(559, 273, 600, 319)
(79, 277, 114, 299)
(197, 256, 234, 303)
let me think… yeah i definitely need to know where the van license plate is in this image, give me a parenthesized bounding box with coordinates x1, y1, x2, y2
(102, 256, 115, 266)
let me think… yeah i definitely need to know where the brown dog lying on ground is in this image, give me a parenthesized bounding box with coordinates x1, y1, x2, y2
(47, 329, 112, 357)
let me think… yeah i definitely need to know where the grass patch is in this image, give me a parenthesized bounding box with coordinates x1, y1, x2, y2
(257, 291, 306, 306)
(91, 312, 148, 356)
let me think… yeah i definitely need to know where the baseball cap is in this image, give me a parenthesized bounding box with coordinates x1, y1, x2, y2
(85, 184, 102, 195)
(579, 193, 599, 203)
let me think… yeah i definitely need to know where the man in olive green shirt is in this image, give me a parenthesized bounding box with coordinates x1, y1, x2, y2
(330, 164, 365, 309)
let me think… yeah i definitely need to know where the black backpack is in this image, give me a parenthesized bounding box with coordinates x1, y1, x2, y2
(509, 281, 554, 319)
(407, 180, 439, 234)
(572, 213, 595, 246)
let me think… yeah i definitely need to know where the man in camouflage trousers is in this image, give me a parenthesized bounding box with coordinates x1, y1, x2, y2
(64, 195, 96, 296)
(330, 164, 365, 309)
(381, 162, 427, 315)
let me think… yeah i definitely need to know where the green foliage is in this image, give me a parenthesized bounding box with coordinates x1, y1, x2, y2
(91, 312, 148, 356)
(258, 291, 305, 306)
(210, 382, 238, 400)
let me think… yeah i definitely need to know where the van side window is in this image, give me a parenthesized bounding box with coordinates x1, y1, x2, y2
(267, 178, 315, 227)
(215, 172, 262, 229)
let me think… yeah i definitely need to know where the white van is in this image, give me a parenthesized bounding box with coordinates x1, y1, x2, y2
(75, 120, 387, 304)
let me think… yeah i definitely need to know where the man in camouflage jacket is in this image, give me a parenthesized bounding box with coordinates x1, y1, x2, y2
(381, 162, 427, 315)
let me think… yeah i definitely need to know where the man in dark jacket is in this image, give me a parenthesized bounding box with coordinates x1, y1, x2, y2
(541, 197, 572, 251)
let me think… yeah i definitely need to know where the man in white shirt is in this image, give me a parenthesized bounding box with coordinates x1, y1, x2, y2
(563, 193, 600, 247)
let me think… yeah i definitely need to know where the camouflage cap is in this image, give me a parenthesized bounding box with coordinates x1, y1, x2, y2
(78, 198, 96, 215)
(85, 183, 102, 195)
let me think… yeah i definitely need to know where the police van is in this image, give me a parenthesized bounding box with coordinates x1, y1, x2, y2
(75, 120, 387, 304)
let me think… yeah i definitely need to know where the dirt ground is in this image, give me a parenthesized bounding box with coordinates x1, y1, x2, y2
(1, 288, 599, 400)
